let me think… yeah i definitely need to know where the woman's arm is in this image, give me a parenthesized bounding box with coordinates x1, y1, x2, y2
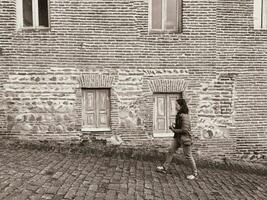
(170, 114, 191, 135)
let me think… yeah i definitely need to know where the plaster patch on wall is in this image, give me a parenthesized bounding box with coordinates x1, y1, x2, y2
(113, 69, 143, 101)
(112, 70, 147, 138)
(118, 100, 144, 128)
(4, 74, 78, 138)
(198, 117, 230, 139)
(7, 100, 77, 136)
(197, 73, 237, 139)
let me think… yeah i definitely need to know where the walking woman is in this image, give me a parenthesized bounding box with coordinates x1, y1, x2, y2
(156, 98, 198, 180)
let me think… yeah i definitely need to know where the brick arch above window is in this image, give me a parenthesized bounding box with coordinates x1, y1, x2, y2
(148, 79, 187, 93)
(78, 74, 115, 88)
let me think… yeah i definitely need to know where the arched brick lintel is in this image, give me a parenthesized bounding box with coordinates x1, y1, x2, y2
(148, 79, 187, 93)
(78, 74, 115, 88)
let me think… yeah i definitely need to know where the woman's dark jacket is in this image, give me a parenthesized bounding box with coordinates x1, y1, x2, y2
(172, 113, 192, 145)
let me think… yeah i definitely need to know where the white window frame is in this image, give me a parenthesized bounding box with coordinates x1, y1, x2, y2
(81, 89, 111, 132)
(254, 0, 267, 29)
(153, 93, 181, 137)
(148, 0, 182, 33)
(16, 0, 50, 30)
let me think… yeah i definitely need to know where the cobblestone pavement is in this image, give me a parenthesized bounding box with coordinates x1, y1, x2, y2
(0, 148, 266, 200)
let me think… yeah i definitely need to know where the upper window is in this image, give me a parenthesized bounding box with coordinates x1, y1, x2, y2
(82, 89, 111, 131)
(153, 93, 181, 137)
(254, 0, 267, 29)
(149, 0, 182, 33)
(16, 0, 49, 29)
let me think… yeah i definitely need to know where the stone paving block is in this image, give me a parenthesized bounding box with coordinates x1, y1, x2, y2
(95, 192, 106, 199)
(88, 184, 98, 192)
(136, 193, 145, 200)
(144, 194, 154, 200)
(73, 197, 85, 200)
(128, 187, 135, 195)
(36, 186, 47, 195)
(76, 186, 87, 197)
(85, 190, 96, 198)
(29, 193, 43, 200)
(52, 194, 65, 200)
(41, 193, 54, 200)
(64, 188, 78, 199)
(57, 185, 70, 196)
(25, 183, 39, 191)
(52, 172, 63, 179)
(105, 189, 117, 200)
(108, 183, 120, 190)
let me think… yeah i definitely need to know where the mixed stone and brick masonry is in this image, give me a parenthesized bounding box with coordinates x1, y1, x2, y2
(0, 0, 266, 161)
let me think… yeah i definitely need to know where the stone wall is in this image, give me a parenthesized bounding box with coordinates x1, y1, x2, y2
(0, 0, 266, 161)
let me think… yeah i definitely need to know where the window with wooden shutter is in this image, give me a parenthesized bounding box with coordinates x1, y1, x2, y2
(149, 0, 182, 33)
(153, 93, 181, 137)
(82, 89, 110, 131)
(16, 0, 49, 29)
(254, 0, 267, 29)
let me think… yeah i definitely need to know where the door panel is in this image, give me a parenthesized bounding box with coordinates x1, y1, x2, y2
(157, 118, 166, 130)
(154, 95, 167, 133)
(83, 90, 96, 127)
(157, 97, 165, 116)
(168, 95, 178, 131)
(86, 113, 95, 126)
(96, 90, 110, 128)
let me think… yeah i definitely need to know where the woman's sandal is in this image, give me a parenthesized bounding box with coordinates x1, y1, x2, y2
(156, 166, 167, 174)
(186, 172, 198, 180)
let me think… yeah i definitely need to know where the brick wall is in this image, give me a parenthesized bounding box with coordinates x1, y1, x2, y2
(215, 0, 267, 159)
(0, 0, 266, 160)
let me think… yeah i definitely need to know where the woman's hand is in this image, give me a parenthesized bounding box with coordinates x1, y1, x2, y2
(169, 123, 175, 130)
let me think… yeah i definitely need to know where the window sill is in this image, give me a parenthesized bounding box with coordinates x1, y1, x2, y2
(81, 127, 111, 132)
(17, 27, 50, 32)
(153, 132, 174, 138)
(148, 30, 182, 34)
(254, 28, 267, 31)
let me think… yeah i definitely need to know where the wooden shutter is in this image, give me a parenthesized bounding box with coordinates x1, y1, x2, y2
(38, 0, 49, 27)
(154, 95, 167, 133)
(23, 0, 34, 27)
(167, 95, 178, 131)
(177, 0, 182, 33)
(254, 0, 262, 29)
(166, 0, 178, 30)
(263, 0, 267, 28)
(254, 0, 267, 29)
(151, 0, 163, 30)
(96, 90, 110, 128)
(83, 90, 96, 128)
